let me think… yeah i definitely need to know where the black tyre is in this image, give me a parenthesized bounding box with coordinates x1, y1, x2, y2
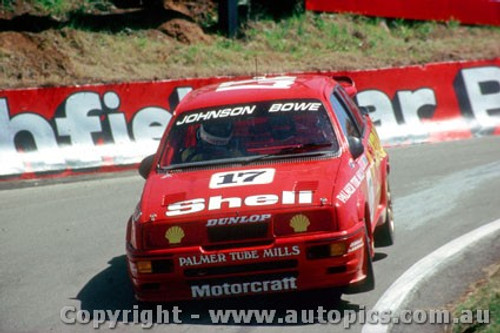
(375, 182, 395, 247)
(344, 233, 375, 294)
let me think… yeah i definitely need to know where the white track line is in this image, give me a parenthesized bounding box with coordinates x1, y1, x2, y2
(362, 218, 500, 333)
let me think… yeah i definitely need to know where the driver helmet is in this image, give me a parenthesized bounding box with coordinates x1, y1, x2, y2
(199, 122, 233, 146)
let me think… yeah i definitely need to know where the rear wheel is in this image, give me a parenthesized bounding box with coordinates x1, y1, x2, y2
(344, 230, 375, 294)
(375, 181, 395, 247)
(361, 234, 375, 291)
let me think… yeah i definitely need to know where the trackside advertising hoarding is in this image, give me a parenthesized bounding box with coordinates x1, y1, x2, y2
(1, 58, 499, 180)
(305, 0, 500, 26)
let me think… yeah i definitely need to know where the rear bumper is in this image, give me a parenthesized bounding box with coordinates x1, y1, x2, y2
(127, 224, 368, 302)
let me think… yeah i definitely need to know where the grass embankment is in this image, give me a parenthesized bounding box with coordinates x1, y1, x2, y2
(0, 0, 499, 88)
(448, 263, 500, 333)
(1, 0, 114, 16)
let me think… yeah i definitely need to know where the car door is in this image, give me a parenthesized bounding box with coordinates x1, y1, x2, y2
(330, 86, 382, 225)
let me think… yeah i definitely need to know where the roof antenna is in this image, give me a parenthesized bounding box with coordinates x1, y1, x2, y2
(254, 57, 263, 79)
(254, 57, 258, 78)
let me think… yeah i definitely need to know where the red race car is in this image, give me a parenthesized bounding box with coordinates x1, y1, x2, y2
(126, 75, 394, 302)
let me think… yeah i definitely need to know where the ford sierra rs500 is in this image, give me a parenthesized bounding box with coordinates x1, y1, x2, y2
(126, 75, 394, 302)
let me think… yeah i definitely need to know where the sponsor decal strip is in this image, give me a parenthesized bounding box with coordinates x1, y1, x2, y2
(176, 105, 256, 125)
(166, 190, 313, 216)
(191, 276, 298, 298)
(1, 59, 499, 180)
(206, 214, 272, 227)
(179, 245, 301, 267)
(306, 0, 500, 26)
(348, 238, 364, 253)
(336, 169, 366, 203)
(269, 102, 321, 112)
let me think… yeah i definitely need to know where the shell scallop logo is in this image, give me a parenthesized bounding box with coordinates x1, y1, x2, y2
(165, 226, 185, 244)
(290, 214, 310, 233)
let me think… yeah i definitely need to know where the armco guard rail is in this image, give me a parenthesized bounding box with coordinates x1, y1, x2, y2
(1, 58, 499, 180)
(306, 0, 500, 26)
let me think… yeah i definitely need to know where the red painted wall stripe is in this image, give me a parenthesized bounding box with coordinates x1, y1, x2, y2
(1, 58, 499, 180)
(306, 0, 500, 26)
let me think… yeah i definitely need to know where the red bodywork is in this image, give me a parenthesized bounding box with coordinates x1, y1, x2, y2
(126, 76, 391, 302)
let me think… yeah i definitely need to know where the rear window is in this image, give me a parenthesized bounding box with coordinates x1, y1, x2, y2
(159, 99, 339, 169)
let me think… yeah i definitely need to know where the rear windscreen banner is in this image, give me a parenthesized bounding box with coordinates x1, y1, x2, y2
(1, 58, 499, 180)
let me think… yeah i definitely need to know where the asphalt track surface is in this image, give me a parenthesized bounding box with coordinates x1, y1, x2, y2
(1, 136, 500, 332)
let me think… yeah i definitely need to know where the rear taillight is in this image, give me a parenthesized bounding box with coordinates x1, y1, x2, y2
(129, 220, 140, 249)
(137, 261, 152, 274)
(128, 205, 142, 249)
(130, 259, 174, 275)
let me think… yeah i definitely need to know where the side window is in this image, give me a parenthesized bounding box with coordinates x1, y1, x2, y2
(330, 93, 361, 138)
(336, 87, 365, 133)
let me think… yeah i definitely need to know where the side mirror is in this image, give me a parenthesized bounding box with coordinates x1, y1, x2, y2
(138, 154, 155, 179)
(348, 136, 364, 160)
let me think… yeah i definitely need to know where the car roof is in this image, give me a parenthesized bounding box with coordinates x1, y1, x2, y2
(174, 75, 336, 115)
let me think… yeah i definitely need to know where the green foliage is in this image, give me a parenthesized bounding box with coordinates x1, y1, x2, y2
(386, 18, 439, 41)
(216, 38, 243, 52)
(198, 10, 218, 30)
(34, 0, 67, 16)
(415, 21, 436, 39)
(1, 0, 16, 11)
(3, 2, 500, 89)
(84, 0, 111, 12)
(447, 19, 461, 29)
(3, 0, 113, 16)
(451, 266, 500, 333)
(135, 36, 148, 49)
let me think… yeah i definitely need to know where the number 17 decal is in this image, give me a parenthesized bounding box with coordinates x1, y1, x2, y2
(216, 77, 296, 92)
(209, 168, 276, 189)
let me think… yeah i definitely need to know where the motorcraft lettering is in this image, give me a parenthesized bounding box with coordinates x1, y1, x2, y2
(269, 102, 321, 112)
(206, 214, 271, 227)
(179, 245, 300, 267)
(166, 191, 314, 217)
(175, 105, 256, 125)
(191, 277, 297, 298)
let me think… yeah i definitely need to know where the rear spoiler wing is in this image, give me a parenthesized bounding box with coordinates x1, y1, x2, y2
(333, 76, 357, 97)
